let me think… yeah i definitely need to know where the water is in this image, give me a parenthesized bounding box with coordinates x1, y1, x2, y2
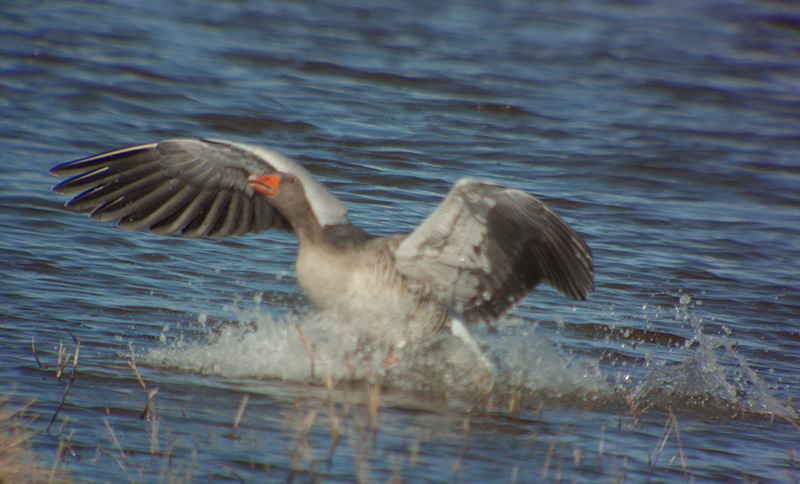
(2, 0, 800, 482)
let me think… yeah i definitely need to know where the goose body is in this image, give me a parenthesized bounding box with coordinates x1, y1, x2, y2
(50, 138, 594, 338)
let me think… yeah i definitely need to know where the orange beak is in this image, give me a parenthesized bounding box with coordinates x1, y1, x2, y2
(248, 173, 281, 197)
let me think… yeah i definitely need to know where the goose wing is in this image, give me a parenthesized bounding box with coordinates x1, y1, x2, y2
(50, 138, 351, 238)
(394, 178, 593, 322)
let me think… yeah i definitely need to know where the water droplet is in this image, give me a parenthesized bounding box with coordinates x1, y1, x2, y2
(159, 325, 170, 343)
(679, 294, 691, 305)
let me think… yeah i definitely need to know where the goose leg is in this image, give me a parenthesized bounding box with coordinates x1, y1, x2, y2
(448, 317, 496, 377)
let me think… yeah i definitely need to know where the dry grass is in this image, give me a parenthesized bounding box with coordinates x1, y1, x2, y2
(14, 334, 800, 484)
(0, 395, 71, 484)
(284, 380, 387, 484)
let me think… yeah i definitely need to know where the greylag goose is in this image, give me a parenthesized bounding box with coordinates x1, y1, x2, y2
(50, 138, 593, 342)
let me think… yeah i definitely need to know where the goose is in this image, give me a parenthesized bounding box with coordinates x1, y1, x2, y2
(50, 138, 593, 353)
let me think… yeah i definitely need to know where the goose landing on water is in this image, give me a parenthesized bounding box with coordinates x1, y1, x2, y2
(50, 138, 594, 367)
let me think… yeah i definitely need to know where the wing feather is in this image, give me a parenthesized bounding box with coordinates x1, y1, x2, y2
(208, 191, 243, 238)
(50, 138, 351, 238)
(181, 189, 232, 238)
(395, 178, 593, 322)
(150, 189, 217, 235)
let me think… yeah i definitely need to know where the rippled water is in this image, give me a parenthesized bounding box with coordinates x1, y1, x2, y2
(2, 0, 800, 482)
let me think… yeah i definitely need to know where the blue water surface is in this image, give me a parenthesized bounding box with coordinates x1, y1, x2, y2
(1, 0, 799, 482)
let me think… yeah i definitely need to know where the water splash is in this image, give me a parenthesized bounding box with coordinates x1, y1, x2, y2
(631, 294, 797, 419)
(141, 292, 795, 419)
(142, 294, 613, 407)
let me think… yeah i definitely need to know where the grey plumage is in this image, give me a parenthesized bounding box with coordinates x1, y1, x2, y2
(395, 179, 593, 323)
(51, 138, 593, 331)
(50, 138, 349, 237)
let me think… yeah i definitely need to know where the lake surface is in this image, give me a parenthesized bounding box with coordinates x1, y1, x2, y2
(2, 0, 799, 482)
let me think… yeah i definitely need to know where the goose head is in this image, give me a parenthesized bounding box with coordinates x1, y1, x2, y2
(248, 172, 321, 232)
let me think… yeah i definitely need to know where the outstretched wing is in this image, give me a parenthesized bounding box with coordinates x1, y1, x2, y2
(50, 138, 351, 238)
(394, 178, 593, 322)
